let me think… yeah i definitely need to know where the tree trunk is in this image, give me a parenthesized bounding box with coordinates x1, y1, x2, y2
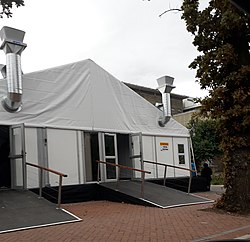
(216, 148, 250, 212)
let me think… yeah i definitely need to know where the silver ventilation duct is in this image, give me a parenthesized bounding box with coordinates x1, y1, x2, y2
(157, 76, 175, 127)
(0, 26, 26, 112)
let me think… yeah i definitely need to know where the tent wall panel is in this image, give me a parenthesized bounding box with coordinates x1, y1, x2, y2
(142, 135, 156, 179)
(155, 136, 175, 178)
(25, 127, 39, 188)
(47, 128, 79, 186)
(173, 137, 190, 177)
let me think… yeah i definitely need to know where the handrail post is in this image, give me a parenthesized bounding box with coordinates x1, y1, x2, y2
(188, 170, 192, 194)
(95, 160, 151, 198)
(97, 161, 100, 183)
(39, 168, 43, 198)
(57, 175, 63, 209)
(163, 165, 167, 187)
(116, 166, 120, 191)
(141, 172, 145, 198)
(26, 162, 67, 209)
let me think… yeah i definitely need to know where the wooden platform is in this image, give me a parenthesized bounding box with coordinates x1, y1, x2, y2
(100, 180, 213, 208)
(0, 189, 81, 234)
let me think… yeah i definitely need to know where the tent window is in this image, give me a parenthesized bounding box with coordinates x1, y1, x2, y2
(106, 158, 116, 179)
(104, 135, 115, 156)
(178, 144, 185, 164)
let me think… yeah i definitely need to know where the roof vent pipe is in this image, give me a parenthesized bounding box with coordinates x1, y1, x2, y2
(157, 76, 175, 127)
(0, 26, 26, 112)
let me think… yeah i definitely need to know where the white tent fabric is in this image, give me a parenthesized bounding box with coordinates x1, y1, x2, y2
(0, 59, 189, 137)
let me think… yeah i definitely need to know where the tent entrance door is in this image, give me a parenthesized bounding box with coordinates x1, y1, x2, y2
(100, 133, 118, 182)
(9, 124, 26, 189)
(129, 133, 144, 175)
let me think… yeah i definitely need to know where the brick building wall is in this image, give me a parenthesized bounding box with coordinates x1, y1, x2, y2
(124, 82, 187, 115)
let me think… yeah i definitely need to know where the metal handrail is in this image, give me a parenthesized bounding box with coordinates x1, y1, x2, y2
(143, 160, 197, 194)
(26, 162, 67, 208)
(96, 160, 151, 198)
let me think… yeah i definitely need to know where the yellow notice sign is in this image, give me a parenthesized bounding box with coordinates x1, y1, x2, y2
(160, 142, 169, 151)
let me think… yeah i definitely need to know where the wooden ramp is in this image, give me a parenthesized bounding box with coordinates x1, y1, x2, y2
(0, 190, 81, 234)
(100, 180, 213, 209)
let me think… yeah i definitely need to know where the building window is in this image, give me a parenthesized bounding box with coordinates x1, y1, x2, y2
(178, 144, 185, 164)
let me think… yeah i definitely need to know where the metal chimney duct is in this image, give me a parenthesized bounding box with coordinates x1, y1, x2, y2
(157, 76, 175, 127)
(0, 26, 26, 112)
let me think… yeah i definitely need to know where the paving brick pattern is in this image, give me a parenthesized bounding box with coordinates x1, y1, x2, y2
(0, 191, 249, 242)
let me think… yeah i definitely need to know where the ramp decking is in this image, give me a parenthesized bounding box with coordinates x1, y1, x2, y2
(100, 180, 213, 208)
(0, 189, 81, 234)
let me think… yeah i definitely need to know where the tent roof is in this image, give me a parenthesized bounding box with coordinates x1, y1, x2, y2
(0, 59, 189, 137)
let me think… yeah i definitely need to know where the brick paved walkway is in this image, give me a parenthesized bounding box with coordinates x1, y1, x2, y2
(0, 190, 249, 242)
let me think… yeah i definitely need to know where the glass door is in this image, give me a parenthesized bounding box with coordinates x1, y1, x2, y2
(102, 133, 118, 181)
(9, 124, 26, 189)
(129, 132, 143, 173)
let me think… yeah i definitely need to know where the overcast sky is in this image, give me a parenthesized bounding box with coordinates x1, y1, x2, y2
(0, 0, 208, 97)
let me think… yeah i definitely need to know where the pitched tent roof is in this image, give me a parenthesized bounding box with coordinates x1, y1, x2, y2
(0, 59, 189, 137)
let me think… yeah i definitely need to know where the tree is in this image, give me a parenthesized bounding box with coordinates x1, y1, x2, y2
(181, 0, 250, 212)
(0, 0, 24, 18)
(188, 117, 222, 171)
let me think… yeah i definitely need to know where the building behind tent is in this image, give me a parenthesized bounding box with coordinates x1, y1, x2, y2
(124, 82, 201, 127)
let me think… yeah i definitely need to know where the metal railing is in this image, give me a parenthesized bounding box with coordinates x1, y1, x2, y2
(96, 160, 151, 198)
(26, 162, 67, 208)
(143, 160, 197, 194)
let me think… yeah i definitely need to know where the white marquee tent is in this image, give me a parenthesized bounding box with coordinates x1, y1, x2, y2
(0, 59, 191, 189)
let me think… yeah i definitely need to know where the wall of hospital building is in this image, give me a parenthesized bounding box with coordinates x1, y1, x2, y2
(173, 110, 196, 127)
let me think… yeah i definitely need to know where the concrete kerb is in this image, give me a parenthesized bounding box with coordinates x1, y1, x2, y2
(210, 185, 225, 193)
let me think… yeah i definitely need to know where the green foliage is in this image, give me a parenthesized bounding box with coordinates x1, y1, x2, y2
(188, 117, 221, 169)
(182, 0, 250, 212)
(0, 0, 24, 18)
(211, 173, 224, 185)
